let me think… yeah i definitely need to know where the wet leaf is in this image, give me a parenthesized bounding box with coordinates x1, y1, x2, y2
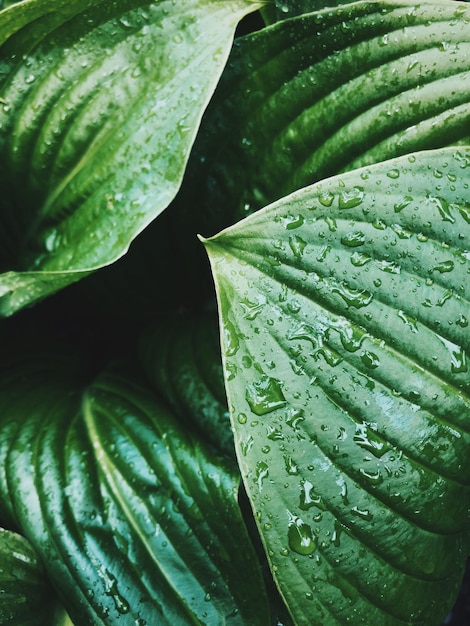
(205, 147, 470, 625)
(178, 0, 470, 237)
(0, 527, 63, 625)
(0, 352, 270, 625)
(0, 0, 261, 314)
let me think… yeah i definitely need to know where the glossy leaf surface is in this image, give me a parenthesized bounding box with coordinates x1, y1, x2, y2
(205, 148, 470, 625)
(0, 353, 270, 625)
(140, 313, 234, 458)
(0, 0, 261, 315)
(180, 0, 470, 239)
(0, 527, 61, 625)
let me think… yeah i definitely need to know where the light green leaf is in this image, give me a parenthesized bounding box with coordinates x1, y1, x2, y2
(178, 0, 470, 238)
(0, 0, 262, 315)
(0, 527, 63, 625)
(140, 313, 234, 458)
(0, 352, 270, 625)
(204, 147, 470, 625)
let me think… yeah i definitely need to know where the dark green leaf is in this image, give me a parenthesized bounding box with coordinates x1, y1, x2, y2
(204, 148, 470, 625)
(261, 0, 347, 25)
(0, 352, 270, 625)
(178, 0, 470, 239)
(0, 527, 64, 625)
(140, 313, 234, 458)
(0, 0, 262, 315)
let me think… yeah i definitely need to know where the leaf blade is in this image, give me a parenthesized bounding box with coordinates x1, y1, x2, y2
(0, 0, 262, 314)
(205, 147, 470, 625)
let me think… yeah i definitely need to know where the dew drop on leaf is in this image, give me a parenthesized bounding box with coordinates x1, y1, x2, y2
(360, 351, 380, 369)
(341, 231, 366, 247)
(338, 187, 365, 209)
(245, 376, 286, 416)
(255, 461, 269, 491)
(287, 511, 316, 556)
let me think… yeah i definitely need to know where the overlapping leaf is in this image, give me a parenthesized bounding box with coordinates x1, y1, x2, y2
(0, 0, 261, 315)
(0, 351, 270, 625)
(177, 0, 470, 240)
(204, 147, 470, 625)
(0, 527, 65, 625)
(140, 313, 234, 458)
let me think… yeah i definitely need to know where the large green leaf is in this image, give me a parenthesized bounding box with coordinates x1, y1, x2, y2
(0, 0, 262, 315)
(176, 0, 470, 241)
(0, 352, 270, 625)
(0, 527, 66, 625)
(204, 147, 470, 625)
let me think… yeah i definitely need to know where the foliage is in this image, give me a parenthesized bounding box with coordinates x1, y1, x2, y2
(0, 0, 469, 625)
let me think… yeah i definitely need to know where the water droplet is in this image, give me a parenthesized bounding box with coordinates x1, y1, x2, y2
(354, 422, 392, 458)
(299, 480, 327, 511)
(341, 231, 366, 247)
(281, 214, 304, 230)
(99, 568, 129, 615)
(439, 337, 468, 373)
(336, 321, 366, 352)
(286, 407, 305, 430)
(427, 195, 455, 223)
(332, 284, 373, 309)
(386, 168, 400, 179)
(397, 310, 419, 333)
(225, 362, 238, 381)
(377, 260, 400, 274)
(240, 434, 254, 457)
(284, 454, 299, 475)
(350, 252, 371, 267)
(359, 467, 383, 485)
(223, 320, 239, 356)
(289, 234, 307, 259)
(240, 296, 266, 320)
(237, 413, 247, 425)
(246, 376, 286, 416)
(287, 511, 316, 556)
(254, 461, 269, 491)
(394, 196, 413, 213)
(318, 191, 335, 207)
(351, 506, 373, 521)
(430, 260, 454, 274)
(360, 351, 380, 369)
(338, 187, 365, 209)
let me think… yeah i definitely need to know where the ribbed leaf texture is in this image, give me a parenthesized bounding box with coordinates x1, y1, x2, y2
(0, 0, 261, 314)
(179, 0, 470, 239)
(204, 147, 470, 625)
(0, 352, 270, 625)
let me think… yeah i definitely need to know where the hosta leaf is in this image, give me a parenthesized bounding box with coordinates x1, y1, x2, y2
(0, 527, 63, 625)
(204, 147, 470, 626)
(178, 0, 470, 238)
(140, 313, 234, 458)
(0, 0, 262, 315)
(261, 0, 346, 25)
(0, 352, 270, 625)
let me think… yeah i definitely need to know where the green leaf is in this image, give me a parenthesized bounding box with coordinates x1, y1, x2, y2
(140, 312, 234, 458)
(178, 0, 470, 237)
(204, 147, 470, 625)
(0, 352, 270, 625)
(0, 527, 62, 625)
(261, 0, 347, 25)
(0, 0, 262, 315)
